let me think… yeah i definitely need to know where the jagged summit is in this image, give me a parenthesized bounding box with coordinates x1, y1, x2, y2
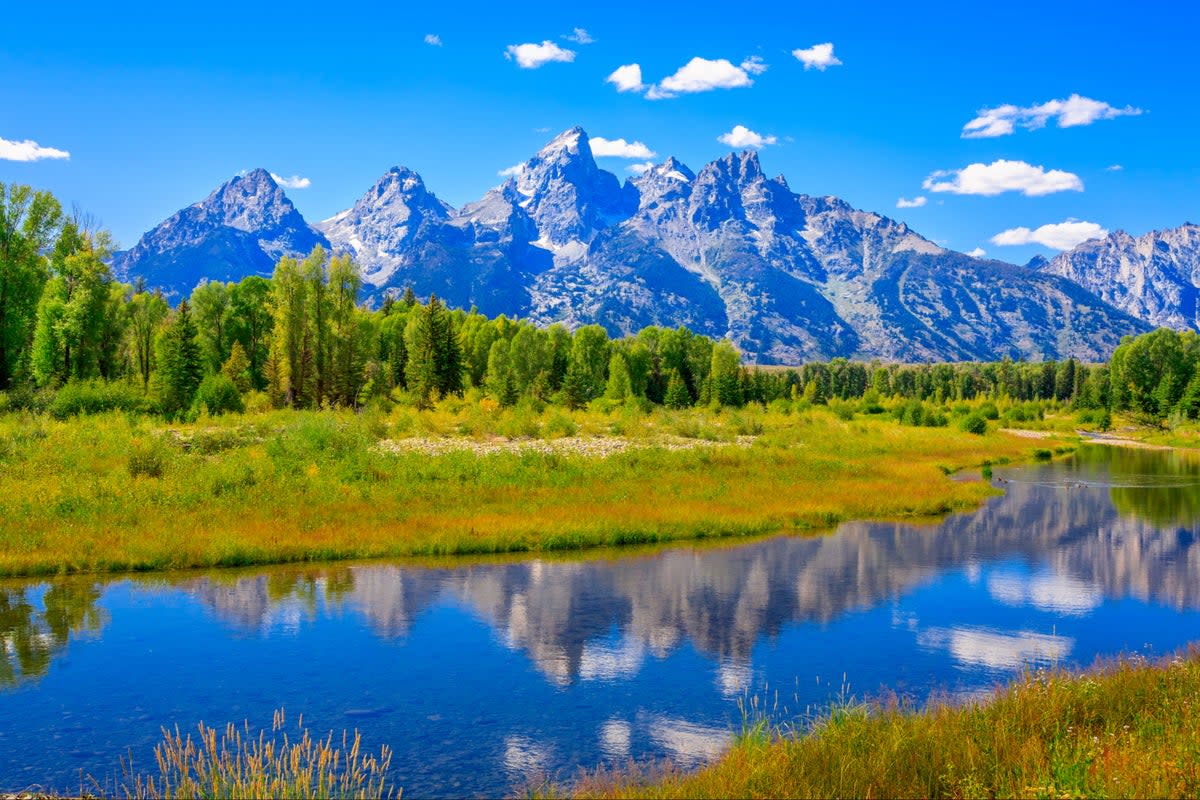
(1039, 222, 1200, 330)
(113, 167, 328, 295)
(115, 128, 1152, 362)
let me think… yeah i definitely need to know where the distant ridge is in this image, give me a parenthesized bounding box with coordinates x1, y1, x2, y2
(115, 129, 1150, 363)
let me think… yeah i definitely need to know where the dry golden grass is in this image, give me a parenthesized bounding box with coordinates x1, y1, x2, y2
(570, 652, 1200, 800)
(0, 404, 1063, 576)
(122, 708, 393, 799)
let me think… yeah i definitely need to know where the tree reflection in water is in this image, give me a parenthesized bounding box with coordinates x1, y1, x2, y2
(0, 581, 107, 687)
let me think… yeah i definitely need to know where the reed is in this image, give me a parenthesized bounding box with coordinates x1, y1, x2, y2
(123, 708, 394, 799)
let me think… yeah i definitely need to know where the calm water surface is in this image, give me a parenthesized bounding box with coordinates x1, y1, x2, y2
(4, 445, 1200, 796)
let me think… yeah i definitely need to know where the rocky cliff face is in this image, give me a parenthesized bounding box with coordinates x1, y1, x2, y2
(115, 131, 1152, 361)
(1039, 224, 1200, 331)
(113, 168, 329, 295)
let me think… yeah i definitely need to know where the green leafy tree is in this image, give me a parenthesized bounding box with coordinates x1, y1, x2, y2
(221, 341, 252, 393)
(0, 183, 62, 389)
(127, 290, 169, 390)
(269, 255, 310, 407)
(229, 276, 273, 390)
(190, 280, 233, 374)
(604, 352, 632, 401)
(710, 340, 743, 407)
(569, 325, 610, 401)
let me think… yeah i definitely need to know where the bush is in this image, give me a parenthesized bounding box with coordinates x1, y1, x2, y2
(958, 413, 987, 435)
(128, 438, 169, 478)
(544, 412, 578, 438)
(193, 374, 243, 416)
(49, 380, 145, 419)
(978, 401, 1000, 420)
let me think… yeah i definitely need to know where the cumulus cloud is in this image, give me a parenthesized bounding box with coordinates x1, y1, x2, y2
(564, 27, 593, 44)
(590, 136, 656, 159)
(270, 173, 311, 189)
(962, 94, 1143, 138)
(505, 41, 575, 69)
(967, 247, 986, 258)
(646, 57, 755, 99)
(990, 220, 1108, 250)
(498, 163, 525, 177)
(0, 137, 70, 162)
(423, 34, 442, 46)
(717, 125, 777, 149)
(923, 159, 1083, 196)
(626, 162, 655, 174)
(896, 196, 927, 208)
(606, 64, 645, 93)
(792, 42, 841, 70)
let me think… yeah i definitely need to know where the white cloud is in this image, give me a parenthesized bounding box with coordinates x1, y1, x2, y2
(626, 162, 655, 174)
(505, 41, 575, 69)
(962, 94, 1143, 138)
(590, 136, 656, 159)
(1106, 164, 1123, 171)
(923, 159, 1083, 196)
(896, 196, 927, 208)
(270, 173, 311, 189)
(792, 42, 842, 71)
(740, 56, 768, 76)
(606, 64, 645, 93)
(647, 57, 755, 99)
(0, 137, 70, 162)
(564, 27, 593, 44)
(498, 163, 525, 177)
(967, 247, 987, 258)
(990, 220, 1109, 251)
(423, 34, 442, 46)
(717, 124, 776, 149)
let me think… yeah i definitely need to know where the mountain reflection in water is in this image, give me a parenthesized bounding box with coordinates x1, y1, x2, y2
(3, 444, 1200, 797)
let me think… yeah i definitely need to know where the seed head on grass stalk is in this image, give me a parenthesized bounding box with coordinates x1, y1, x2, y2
(123, 707, 395, 799)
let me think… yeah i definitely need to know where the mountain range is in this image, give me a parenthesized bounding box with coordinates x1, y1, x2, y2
(113, 127, 1179, 363)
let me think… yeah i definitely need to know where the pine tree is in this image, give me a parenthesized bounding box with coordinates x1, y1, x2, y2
(401, 286, 418, 308)
(663, 368, 692, 409)
(405, 296, 441, 408)
(561, 360, 589, 410)
(440, 313, 465, 397)
(156, 299, 203, 418)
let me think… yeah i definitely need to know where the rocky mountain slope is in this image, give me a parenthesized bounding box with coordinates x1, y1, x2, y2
(115, 130, 1151, 362)
(1038, 223, 1200, 331)
(112, 168, 329, 295)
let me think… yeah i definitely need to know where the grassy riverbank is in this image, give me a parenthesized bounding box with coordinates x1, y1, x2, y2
(0, 402, 1062, 577)
(571, 651, 1200, 799)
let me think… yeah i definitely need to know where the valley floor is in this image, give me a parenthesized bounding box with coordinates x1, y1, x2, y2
(0, 401, 1062, 578)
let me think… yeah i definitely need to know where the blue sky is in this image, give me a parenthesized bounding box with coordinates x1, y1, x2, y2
(3, 0, 1196, 263)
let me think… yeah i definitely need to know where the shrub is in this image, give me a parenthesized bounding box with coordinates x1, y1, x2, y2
(544, 412, 578, 438)
(50, 380, 145, 419)
(958, 413, 987, 435)
(1033, 448, 1053, 461)
(193, 374, 243, 416)
(978, 401, 1000, 420)
(829, 401, 856, 421)
(128, 438, 169, 478)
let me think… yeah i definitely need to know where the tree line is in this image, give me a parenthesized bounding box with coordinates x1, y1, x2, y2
(0, 182, 1190, 422)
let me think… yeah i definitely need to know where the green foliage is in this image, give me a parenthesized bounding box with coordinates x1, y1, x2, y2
(155, 299, 204, 419)
(128, 437, 169, 479)
(663, 368, 692, 409)
(48, 380, 146, 419)
(194, 373, 244, 415)
(958, 413, 988, 435)
(604, 352, 632, 401)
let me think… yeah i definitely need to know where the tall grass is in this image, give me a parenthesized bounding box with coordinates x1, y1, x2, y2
(0, 402, 1063, 577)
(571, 651, 1200, 799)
(123, 708, 394, 799)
